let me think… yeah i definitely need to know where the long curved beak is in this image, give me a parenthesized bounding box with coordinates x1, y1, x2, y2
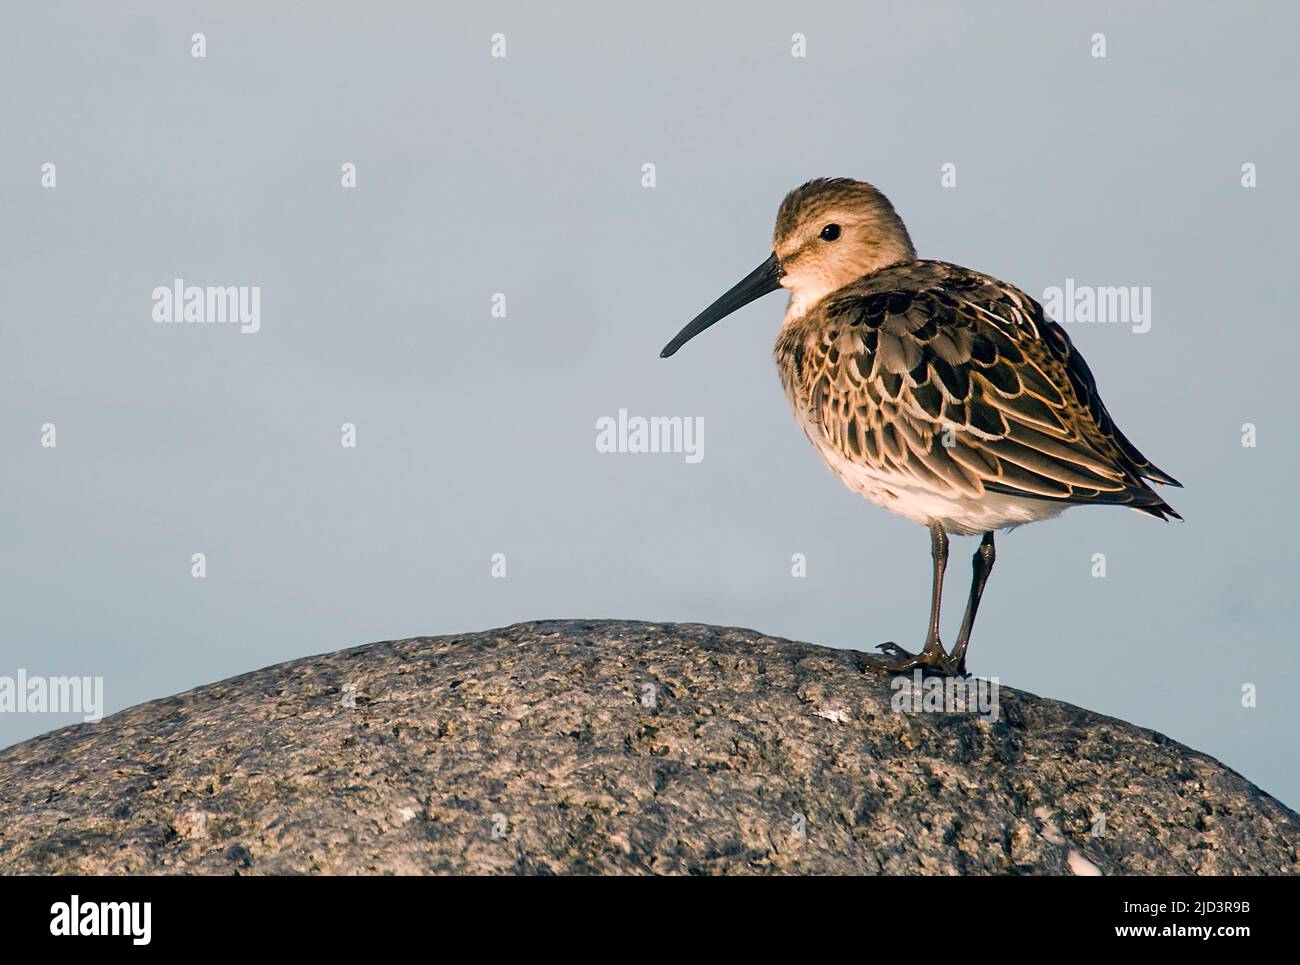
(660, 253, 784, 358)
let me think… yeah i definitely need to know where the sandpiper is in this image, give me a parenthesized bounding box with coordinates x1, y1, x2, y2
(661, 178, 1180, 676)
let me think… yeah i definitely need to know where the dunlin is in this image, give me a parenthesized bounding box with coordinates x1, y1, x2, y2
(661, 178, 1180, 675)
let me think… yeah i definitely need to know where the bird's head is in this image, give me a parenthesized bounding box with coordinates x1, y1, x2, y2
(661, 178, 915, 358)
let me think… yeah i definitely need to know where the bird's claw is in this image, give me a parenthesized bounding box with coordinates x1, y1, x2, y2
(874, 640, 962, 676)
(876, 641, 912, 660)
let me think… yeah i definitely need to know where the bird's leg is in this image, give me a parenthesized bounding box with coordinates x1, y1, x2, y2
(922, 522, 948, 652)
(949, 531, 996, 676)
(877, 522, 955, 673)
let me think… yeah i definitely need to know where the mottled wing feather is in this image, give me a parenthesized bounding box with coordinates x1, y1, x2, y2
(781, 261, 1180, 519)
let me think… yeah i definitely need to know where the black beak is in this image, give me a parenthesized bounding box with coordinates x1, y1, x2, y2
(660, 253, 784, 358)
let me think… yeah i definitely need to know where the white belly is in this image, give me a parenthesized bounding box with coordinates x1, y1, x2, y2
(798, 411, 1069, 537)
(778, 296, 1072, 536)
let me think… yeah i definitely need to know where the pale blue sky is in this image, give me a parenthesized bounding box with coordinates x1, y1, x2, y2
(3, 1, 1297, 808)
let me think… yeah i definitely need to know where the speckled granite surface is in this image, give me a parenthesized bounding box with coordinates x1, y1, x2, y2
(1, 620, 1295, 875)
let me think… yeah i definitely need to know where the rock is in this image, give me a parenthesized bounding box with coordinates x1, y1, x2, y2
(0, 620, 1295, 875)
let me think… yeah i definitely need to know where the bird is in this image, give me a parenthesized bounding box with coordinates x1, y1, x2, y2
(660, 177, 1180, 676)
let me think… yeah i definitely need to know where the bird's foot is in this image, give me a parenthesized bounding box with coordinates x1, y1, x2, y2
(875, 640, 964, 676)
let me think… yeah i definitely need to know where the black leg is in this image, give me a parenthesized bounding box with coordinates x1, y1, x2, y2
(950, 531, 995, 675)
(924, 521, 948, 647)
(876, 522, 954, 673)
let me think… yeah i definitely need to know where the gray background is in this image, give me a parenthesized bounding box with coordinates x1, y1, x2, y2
(3, 1, 1297, 809)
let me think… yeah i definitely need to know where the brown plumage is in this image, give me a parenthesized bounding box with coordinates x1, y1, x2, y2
(774, 257, 1181, 529)
(661, 177, 1181, 674)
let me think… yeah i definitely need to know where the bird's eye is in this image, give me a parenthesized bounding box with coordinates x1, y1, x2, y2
(820, 223, 841, 241)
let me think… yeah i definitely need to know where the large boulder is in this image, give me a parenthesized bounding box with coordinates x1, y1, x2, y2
(1, 620, 1295, 874)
